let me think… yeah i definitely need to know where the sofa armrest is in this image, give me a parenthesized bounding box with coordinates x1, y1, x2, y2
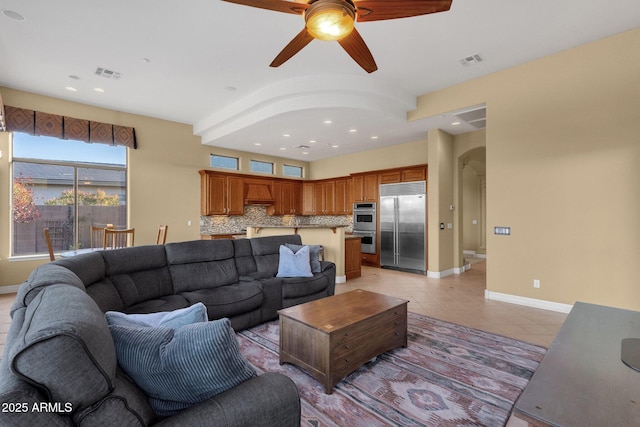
(319, 261, 335, 272)
(153, 372, 300, 427)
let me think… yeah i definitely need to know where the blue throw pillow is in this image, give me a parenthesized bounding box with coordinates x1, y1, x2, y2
(109, 318, 257, 417)
(105, 302, 208, 330)
(276, 244, 313, 278)
(285, 243, 322, 273)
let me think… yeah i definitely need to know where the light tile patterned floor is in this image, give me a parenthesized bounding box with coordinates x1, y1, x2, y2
(0, 260, 566, 357)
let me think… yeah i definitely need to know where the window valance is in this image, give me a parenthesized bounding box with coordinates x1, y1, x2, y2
(3, 105, 137, 149)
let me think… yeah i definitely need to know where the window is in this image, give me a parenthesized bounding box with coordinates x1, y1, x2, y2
(250, 160, 274, 174)
(283, 164, 303, 178)
(210, 154, 238, 170)
(11, 133, 127, 257)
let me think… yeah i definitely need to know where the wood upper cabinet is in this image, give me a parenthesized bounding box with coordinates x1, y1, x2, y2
(200, 171, 244, 215)
(379, 166, 427, 184)
(353, 173, 378, 202)
(302, 182, 315, 215)
(272, 180, 303, 215)
(334, 178, 351, 214)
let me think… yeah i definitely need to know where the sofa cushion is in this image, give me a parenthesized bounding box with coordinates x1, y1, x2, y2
(123, 294, 190, 315)
(181, 282, 263, 320)
(284, 243, 323, 273)
(277, 245, 313, 278)
(109, 318, 257, 417)
(166, 240, 240, 292)
(233, 239, 257, 276)
(251, 235, 302, 276)
(12, 264, 86, 314)
(281, 274, 330, 299)
(106, 302, 207, 329)
(9, 285, 116, 410)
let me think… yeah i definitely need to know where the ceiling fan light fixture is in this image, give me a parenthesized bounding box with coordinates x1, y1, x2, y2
(305, 0, 355, 41)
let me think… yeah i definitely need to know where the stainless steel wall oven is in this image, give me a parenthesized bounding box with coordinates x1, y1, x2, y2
(353, 202, 377, 254)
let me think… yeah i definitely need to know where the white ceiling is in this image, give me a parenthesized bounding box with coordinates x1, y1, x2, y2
(1, 0, 639, 161)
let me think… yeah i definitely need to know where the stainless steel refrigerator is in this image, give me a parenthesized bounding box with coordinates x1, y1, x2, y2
(380, 181, 427, 273)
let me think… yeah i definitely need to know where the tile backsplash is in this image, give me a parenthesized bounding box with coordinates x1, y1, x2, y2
(200, 205, 352, 235)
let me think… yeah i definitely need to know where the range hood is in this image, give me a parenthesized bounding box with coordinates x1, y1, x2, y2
(244, 183, 274, 205)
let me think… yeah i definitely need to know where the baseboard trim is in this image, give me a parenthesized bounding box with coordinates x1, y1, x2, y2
(336, 275, 346, 284)
(485, 290, 573, 313)
(428, 264, 470, 278)
(0, 284, 20, 294)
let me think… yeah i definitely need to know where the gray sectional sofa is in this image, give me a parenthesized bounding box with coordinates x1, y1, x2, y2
(0, 234, 336, 426)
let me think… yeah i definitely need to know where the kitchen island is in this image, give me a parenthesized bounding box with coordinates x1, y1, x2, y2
(246, 225, 348, 283)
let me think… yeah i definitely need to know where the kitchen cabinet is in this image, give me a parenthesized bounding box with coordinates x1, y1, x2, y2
(353, 173, 378, 202)
(344, 236, 362, 280)
(379, 166, 427, 184)
(199, 171, 244, 215)
(302, 182, 315, 215)
(334, 178, 352, 214)
(271, 180, 303, 215)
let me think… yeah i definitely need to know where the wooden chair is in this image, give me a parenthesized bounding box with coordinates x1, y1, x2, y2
(43, 228, 55, 261)
(91, 224, 114, 248)
(104, 228, 135, 249)
(156, 225, 168, 245)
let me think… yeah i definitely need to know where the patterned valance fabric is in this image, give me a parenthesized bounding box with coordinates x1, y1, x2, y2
(3, 105, 137, 149)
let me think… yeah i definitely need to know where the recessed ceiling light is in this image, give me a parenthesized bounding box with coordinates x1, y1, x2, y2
(349, 129, 357, 133)
(65, 86, 77, 92)
(309, 140, 316, 144)
(302, 152, 309, 155)
(94, 88, 105, 93)
(142, 58, 151, 63)
(323, 120, 332, 124)
(283, 133, 291, 137)
(370, 136, 378, 140)
(331, 144, 339, 148)
(451, 121, 461, 126)
(1, 9, 25, 21)
(254, 142, 261, 146)
(279, 147, 286, 151)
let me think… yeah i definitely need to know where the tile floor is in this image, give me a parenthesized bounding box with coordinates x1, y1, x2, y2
(336, 260, 567, 348)
(0, 259, 567, 358)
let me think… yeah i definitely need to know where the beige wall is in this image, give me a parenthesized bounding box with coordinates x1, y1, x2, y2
(309, 138, 428, 180)
(411, 27, 640, 310)
(0, 87, 308, 288)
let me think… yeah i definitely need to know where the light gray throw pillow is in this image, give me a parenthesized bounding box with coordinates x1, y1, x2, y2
(276, 245, 313, 278)
(284, 243, 323, 273)
(105, 302, 207, 329)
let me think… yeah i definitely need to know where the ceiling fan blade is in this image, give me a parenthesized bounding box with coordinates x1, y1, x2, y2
(221, 0, 307, 15)
(337, 28, 377, 73)
(355, 0, 452, 22)
(270, 28, 315, 68)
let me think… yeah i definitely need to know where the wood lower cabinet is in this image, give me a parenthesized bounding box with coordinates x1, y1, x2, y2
(361, 252, 379, 267)
(344, 236, 362, 280)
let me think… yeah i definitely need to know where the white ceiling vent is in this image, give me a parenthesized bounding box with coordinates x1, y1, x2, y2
(95, 67, 121, 79)
(459, 54, 484, 66)
(296, 145, 310, 149)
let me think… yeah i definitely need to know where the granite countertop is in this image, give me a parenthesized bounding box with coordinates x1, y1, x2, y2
(249, 225, 347, 228)
(345, 235, 362, 240)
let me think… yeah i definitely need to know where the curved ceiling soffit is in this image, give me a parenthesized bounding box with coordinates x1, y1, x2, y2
(193, 75, 417, 143)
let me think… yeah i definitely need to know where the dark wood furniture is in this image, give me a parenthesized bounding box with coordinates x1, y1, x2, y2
(512, 302, 640, 426)
(344, 235, 362, 280)
(278, 289, 408, 394)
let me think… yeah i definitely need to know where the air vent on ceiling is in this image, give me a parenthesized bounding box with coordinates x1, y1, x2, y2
(459, 54, 484, 66)
(95, 67, 121, 80)
(296, 145, 310, 149)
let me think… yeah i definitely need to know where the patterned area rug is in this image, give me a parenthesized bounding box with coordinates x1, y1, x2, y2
(237, 312, 546, 427)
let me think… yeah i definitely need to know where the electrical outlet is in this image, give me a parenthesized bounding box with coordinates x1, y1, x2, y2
(533, 279, 540, 289)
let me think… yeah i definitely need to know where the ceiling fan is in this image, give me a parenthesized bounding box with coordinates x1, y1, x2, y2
(222, 0, 453, 73)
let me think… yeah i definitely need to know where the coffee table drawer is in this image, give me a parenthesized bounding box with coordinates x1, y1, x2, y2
(331, 306, 407, 358)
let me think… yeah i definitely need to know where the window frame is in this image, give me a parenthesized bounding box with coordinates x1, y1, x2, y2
(10, 137, 127, 258)
(283, 164, 303, 178)
(250, 160, 274, 174)
(210, 154, 239, 170)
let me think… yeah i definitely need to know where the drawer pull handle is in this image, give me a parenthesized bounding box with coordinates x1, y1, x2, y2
(345, 358, 351, 362)
(345, 345, 350, 349)
(345, 333, 349, 336)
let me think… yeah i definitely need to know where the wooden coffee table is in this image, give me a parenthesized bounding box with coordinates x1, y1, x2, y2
(278, 289, 408, 394)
